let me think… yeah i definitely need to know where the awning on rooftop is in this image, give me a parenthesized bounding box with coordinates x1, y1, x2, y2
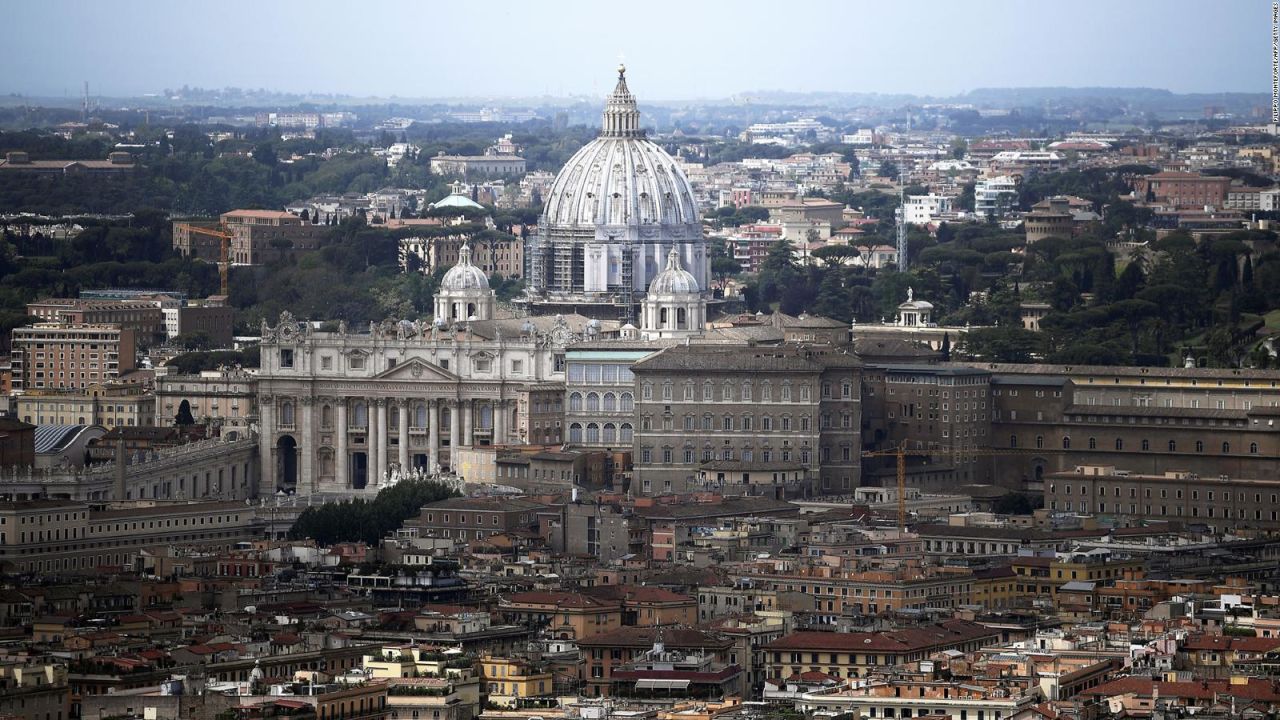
(634, 679, 692, 691)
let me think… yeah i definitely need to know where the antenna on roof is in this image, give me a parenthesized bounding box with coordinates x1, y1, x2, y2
(896, 175, 908, 273)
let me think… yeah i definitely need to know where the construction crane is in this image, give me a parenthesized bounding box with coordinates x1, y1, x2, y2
(184, 223, 233, 297)
(862, 443, 1063, 531)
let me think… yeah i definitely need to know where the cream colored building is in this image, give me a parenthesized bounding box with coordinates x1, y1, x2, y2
(17, 383, 155, 429)
(154, 368, 257, 434)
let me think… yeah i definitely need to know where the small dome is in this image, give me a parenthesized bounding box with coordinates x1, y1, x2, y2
(440, 243, 489, 291)
(648, 248, 700, 295)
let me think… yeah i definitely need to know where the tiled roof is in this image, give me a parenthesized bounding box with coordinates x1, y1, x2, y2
(764, 620, 996, 653)
(577, 626, 732, 649)
(1082, 676, 1280, 702)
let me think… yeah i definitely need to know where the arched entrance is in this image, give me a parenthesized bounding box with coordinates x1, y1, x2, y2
(276, 435, 298, 493)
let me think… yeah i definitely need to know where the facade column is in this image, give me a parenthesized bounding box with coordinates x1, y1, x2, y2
(335, 399, 348, 488)
(258, 395, 274, 493)
(397, 400, 410, 473)
(428, 399, 441, 471)
(448, 400, 460, 458)
(299, 397, 315, 494)
(365, 398, 378, 485)
(374, 399, 388, 485)
(462, 400, 473, 447)
(494, 400, 506, 445)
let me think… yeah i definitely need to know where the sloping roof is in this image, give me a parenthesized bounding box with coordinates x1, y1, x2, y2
(34, 424, 97, 453)
(430, 193, 485, 211)
(764, 620, 996, 653)
(577, 626, 732, 649)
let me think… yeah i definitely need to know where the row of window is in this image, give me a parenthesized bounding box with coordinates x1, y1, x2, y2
(567, 392, 635, 413)
(1017, 435, 1260, 454)
(1054, 484, 1278, 503)
(641, 382, 803, 402)
(568, 422, 634, 444)
(1050, 500, 1280, 521)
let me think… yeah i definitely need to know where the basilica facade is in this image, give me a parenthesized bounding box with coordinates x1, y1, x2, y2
(254, 250, 600, 496)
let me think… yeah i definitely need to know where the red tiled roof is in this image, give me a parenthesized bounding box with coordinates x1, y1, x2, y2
(577, 626, 731, 650)
(764, 620, 996, 653)
(1082, 677, 1280, 702)
(1182, 635, 1280, 653)
(504, 591, 618, 609)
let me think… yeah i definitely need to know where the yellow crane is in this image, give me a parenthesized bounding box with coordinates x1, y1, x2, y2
(184, 223, 234, 297)
(861, 443, 1063, 531)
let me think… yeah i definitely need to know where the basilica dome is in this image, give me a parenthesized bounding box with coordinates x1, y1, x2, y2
(541, 69, 700, 229)
(440, 243, 489, 291)
(524, 66, 707, 315)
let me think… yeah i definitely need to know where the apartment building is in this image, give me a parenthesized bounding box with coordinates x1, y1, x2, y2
(11, 323, 136, 391)
(763, 620, 998, 679)
(27, 298, 166, 348)
(17, 383, 155, 428)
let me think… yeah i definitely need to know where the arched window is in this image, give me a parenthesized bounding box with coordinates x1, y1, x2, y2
(620, 392, 634, 411)
(281, 401, 295, 426)
(677, 307, 687, 328)
(1139, 438, 1148, 451)
(659, 307, 669, 326)
(1035, 435, 1044, 449)
(354, 402, 368, 428)
(1250, 442, 1259, 454)
(568, 392, 583, 412)
(603, 393, 617, 411)
(586, 392, 600, 412)
(586, 423, 600, 443)
(568, 423, 583, 444)
(321, 405, 333, 429)
(1010, 435, 1018, 448)
(1195, 440, 1204, 452)
(1115, 438, 1123, 451)
(478, 404, 493, 429)
(620, 423, 633, 442)
(1168, 440, 1176, 452)
(602, 423, 617, 444)
(1222, 441, 1230, 454)
(702, 415, 713, 430)
(415, 404, 427, 428)
(1088, 437, 1097, 450)
(1062, 436, 1071, 450)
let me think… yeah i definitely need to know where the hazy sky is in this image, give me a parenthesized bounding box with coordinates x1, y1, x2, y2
(5, 0, 1273, 100)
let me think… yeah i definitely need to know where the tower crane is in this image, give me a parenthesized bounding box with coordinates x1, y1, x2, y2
(184, 223, 234, 297)
(861, 443, 1064, 531)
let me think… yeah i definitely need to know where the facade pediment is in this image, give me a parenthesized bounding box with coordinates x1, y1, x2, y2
(371, 358, 458, 382)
